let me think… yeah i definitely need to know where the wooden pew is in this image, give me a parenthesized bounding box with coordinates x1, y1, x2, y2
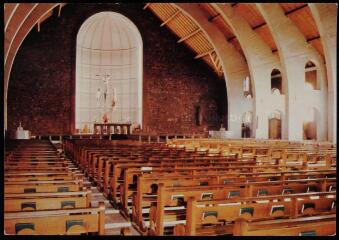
(133, 171, 334, 230)
(233, 214, 336, 236)
(4, 202, 106, 235)
(5, 179, 84, 194)
(149, 178, 336, 235)
(120, 167, 336, 216)
(4, 188, 92, 212)
(5, 172, 81, 182)
(179, 191, 336, 236)
(5, 161, 70, 168)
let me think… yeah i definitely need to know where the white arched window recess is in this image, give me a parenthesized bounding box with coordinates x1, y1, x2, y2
(75, 12, 143, 133)
(271, 88, 281, 95)
(243, 76, 252, 98)
(305, 61, 318, 90)
(270, 69, 282, 94)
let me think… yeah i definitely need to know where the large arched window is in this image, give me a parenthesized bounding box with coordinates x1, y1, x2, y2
(76, 12, 142, 133)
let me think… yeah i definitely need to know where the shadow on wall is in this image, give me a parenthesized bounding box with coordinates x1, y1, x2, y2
(195, 95, 226, 131)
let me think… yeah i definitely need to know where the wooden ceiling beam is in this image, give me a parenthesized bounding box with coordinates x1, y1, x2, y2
(252, 22, 266, 30)
(4, 3, 19, 31)
(160, 10, 180, 27)
(36, 10, 53, 32)
(195, 49, 215, 59)
(307, 35, 320, 43)
(178, 28, 201, 43)
(285, 4, 308, 16)
(143, 3, 150, 10)
(208, 13, 220, 22)
(209, 52, 221, 72)
(227, 36, 236, 42)
(57, 4, 66, 17)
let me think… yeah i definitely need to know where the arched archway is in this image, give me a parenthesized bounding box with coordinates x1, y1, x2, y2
(75, 11, 143, 133)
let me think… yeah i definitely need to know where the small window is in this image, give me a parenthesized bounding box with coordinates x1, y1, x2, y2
(305, 61, 318, 90)
(271, 69, 282, 94)
(243, 76, 251, 97)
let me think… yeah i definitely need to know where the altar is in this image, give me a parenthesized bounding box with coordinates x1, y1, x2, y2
(94, 123, 131, 135)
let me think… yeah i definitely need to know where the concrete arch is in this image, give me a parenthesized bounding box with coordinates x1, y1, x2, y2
(256, 3, 328, 141)
(211, 3, 284, 139)
(308, 3, 337, 143)
(175, 3, 252, 137)
(4, 4, 59, 130)
(4, 4, 20, 31)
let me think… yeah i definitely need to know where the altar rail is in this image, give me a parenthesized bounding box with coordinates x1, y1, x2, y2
(23, 133, 206, 143)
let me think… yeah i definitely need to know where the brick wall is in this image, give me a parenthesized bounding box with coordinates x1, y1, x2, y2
(7, 3, 227, 135)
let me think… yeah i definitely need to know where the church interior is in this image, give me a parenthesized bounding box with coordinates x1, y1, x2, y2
(3, 3, 337, 236)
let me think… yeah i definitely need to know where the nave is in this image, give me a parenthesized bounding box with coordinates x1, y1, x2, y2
(5, 137, 336, 236)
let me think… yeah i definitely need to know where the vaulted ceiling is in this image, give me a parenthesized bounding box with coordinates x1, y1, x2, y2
(3, 3, 328, 99)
